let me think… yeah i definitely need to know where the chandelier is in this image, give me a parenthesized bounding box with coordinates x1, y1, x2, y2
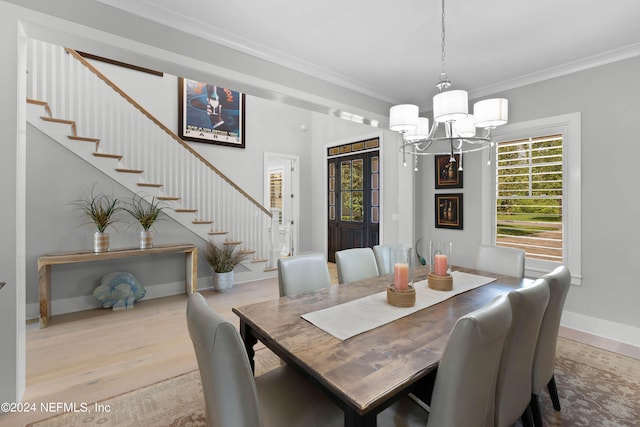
(389, 0, 508, 171)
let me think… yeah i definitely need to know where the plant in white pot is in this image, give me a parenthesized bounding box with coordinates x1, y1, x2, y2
(204, 240, 249, 292)
(123, 194, 166, 249)
(72, 186, 122, 252)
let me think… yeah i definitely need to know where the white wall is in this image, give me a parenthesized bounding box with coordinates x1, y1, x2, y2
(417, 56, 640, 345)
(0, 0, 26, 406)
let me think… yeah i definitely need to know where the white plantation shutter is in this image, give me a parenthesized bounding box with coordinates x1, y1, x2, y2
(495, 135, 563, 261)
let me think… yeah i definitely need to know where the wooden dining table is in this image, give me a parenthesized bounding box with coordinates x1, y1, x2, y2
(232, 266, 530, 427)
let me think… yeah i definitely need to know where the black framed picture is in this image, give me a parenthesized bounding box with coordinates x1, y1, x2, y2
(435, 193, 463, 229)
(178, 77, 245, 148)
(435, 154, 463, 189)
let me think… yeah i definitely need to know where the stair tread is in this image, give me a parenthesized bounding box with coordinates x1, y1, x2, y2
(116, 168, 144, 174)
(41, 116, 75, 125)
(239, 250, 256, 254)
(137, 183, 163, 187)
(157, 196, 180, 201)
(69, 135, 100, 143)
(93, 152, 122, 160)
(192, 220, 213, 224)
(223, 240, 242, 245)
(207, 231, 228, 235)
(27, 99, 48, 106)
(175, 208, 198, 213)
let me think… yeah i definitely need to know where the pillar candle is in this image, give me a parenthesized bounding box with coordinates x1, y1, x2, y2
(394, 262, 409, 290)
(434, 254, 448, 276)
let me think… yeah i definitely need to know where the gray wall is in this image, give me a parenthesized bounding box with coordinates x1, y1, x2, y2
(0, 1, 26, 404)
(417, 55, 640, 335)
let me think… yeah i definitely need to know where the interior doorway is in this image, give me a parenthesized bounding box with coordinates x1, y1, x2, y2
(264, 152, 299, 257)
(327, 138, 380, 262)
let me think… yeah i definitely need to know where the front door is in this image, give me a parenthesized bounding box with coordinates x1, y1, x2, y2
(327, 138, 380, 262)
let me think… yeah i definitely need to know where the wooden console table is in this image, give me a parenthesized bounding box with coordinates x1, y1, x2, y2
(38, 243, 198, 328)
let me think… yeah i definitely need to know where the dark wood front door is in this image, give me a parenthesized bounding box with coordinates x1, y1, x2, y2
(327, 141, 380, 263)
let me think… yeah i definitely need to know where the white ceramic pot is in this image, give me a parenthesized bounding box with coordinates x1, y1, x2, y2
(212, 271, 234, 293)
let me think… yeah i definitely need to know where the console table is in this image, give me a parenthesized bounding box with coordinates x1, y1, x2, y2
(37, 243, 198, 328)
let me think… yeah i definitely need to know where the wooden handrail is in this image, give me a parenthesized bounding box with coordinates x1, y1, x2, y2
(64, 48, 271, 217)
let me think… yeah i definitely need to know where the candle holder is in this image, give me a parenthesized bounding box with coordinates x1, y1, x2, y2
(387, 283, 416, 307)
(428, 240, 453, 291)
(387, 246, 416, 306)
(389, 246, 414, 289)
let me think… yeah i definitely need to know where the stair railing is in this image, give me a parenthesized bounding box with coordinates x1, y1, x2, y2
(26, 39, 271, 261)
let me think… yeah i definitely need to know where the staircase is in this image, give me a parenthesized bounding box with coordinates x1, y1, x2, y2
(26, 39, 274, 281)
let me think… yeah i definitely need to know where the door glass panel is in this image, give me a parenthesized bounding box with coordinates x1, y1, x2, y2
(342, 192, 352, 221)
(352, 191, 363, 222)
(341, 161, 351, 191)
(353, 159, 363, 190)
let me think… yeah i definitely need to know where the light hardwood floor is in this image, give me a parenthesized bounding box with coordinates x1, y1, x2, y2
(2, 272, 638, 427)
(2, 278, 279, 427)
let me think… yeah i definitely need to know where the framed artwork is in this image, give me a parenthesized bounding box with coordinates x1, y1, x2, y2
(178, 77, 246, 148)
(435, 193, 463, 229)
(435, 154, 463, 189)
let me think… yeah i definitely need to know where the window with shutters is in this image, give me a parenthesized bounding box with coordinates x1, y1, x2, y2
(269, 170, 283, 224)
(484, 113, 581, 284)
(496, 135, 563, 262)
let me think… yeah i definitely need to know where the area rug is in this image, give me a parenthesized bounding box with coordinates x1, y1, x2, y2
(27, 338, 640, 427)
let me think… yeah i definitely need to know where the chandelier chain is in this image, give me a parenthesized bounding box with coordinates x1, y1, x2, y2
(440, 0, 446, 76)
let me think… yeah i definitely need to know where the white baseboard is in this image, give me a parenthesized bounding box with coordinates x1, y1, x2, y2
(561, 310, 640, 348)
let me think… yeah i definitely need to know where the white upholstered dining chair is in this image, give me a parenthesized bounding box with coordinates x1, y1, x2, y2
(377, 294, 513, 427)
(277, 252, 332, 297)
(186, 293, 343, 427)
(491, 278, 550, 427)
(335, 247, 379, 284)
(475, 244, 526, 278)
(373, 244, 403, 276)
(530, 265, 571, 427)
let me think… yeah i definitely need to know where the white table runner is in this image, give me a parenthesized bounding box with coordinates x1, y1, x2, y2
(301, 271, 497, 340)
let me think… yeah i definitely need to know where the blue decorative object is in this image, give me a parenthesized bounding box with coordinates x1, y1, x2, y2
(94, 272, 146, 310)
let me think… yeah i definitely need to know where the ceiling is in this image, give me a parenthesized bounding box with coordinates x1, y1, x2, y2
(98, 0, 640, 110)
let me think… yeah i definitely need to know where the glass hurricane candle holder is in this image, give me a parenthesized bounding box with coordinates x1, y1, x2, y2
(428, 241, 453, 291)
(389, 246, 414, 291)
(429, 240, 452, 277)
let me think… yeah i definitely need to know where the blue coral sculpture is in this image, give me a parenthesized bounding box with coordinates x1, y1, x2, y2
(94, 272, 146, 310)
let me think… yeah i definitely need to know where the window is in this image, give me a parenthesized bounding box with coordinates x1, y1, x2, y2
(269, 170, 283, 224)
(496, 135, 563, 262)
(484, 113, 581, 284)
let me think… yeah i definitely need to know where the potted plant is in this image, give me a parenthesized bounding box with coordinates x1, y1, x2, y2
(72, 186, 122, 252)
(204, 240, 249, 292)
(123, 194, 165, 249)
